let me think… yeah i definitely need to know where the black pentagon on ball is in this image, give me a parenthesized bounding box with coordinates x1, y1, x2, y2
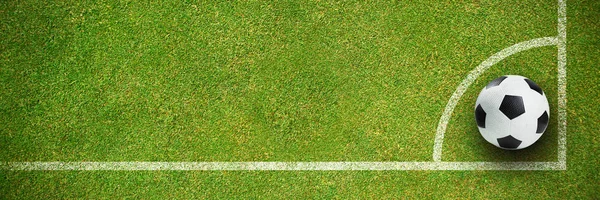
(475, 104, 487, 128)
(497, 135, 522, 149)
(524, 79, 544, 95)
(486, 76, 508, 89)
(499, 95, 525, 120)
(537, 111, 549, 133)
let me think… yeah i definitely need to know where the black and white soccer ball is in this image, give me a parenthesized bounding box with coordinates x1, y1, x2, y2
(475, 75, 550, 150)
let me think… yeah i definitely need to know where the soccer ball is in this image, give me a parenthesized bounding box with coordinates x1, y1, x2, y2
(474, 75, 550, 150)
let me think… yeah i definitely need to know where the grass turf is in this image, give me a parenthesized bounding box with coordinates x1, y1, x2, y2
(1, 0, 599, 198)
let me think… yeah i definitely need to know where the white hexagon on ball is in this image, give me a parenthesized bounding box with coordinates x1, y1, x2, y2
(474, 75, 550, 150)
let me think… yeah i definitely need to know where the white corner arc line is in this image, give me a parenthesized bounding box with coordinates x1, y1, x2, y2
(432, 37, 558, 162)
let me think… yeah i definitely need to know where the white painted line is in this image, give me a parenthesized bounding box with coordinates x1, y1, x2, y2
(557, 0, 567, 165)
(0, 162, 565, 171)
(0, 1, 568, 171)
(432, 37, 558, 162)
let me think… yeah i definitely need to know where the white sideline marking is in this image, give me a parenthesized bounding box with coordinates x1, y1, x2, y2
(432, 37, 558, 162)
(1, 1, 567, 171)
(557, 0, 567, 165)
(0, 162, 565, 171)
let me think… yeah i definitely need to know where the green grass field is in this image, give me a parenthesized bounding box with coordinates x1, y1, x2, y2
(1, 0, 599, 198)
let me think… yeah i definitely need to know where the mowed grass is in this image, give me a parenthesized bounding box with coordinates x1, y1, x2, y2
(0, 0, 557, 162)
(1, 0, 599, 198)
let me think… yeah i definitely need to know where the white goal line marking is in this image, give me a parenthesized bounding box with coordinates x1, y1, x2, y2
(1, 1, 567, 171)
(556, 0, 567, 164)
(0, 161, 566, 171)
